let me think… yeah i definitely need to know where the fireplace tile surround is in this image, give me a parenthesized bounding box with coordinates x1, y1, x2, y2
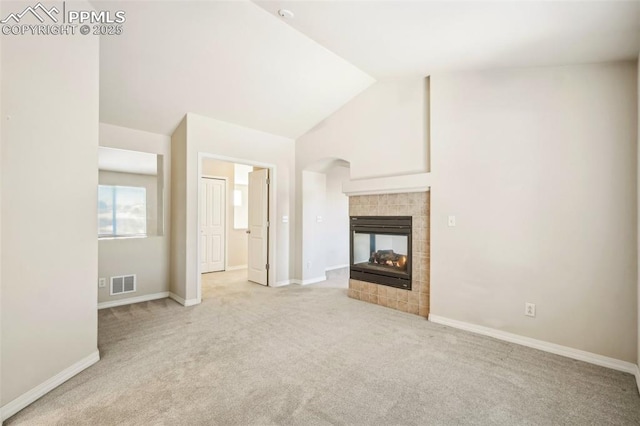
(348, 192, 430, 317)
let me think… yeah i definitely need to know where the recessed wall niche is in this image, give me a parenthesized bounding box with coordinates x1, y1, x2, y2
(97, 147, 165, 238)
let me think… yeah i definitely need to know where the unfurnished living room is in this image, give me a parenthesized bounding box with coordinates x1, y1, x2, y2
(2, 0, 640, 424)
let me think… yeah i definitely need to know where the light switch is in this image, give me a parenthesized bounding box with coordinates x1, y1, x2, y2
(448, 215, 456, 227)
(316, 216, 323, 223)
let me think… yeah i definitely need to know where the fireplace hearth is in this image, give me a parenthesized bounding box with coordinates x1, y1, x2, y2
(350, 216, 412, 290)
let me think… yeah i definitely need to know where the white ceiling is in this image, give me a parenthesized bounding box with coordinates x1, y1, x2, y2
(98, 147, 158, 175)
(97, 1, 374, 138)
(97, 1, 640, 139)
(254, 1, 640, 78)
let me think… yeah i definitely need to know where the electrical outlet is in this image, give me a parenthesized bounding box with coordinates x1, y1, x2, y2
(525, 302, 536, 317)
(306, 262, 312, 270)
(98, 278, 107, 288)
(448, 215, 456, 227)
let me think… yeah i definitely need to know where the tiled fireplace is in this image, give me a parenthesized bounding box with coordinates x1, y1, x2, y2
(348, 192, 430, 317)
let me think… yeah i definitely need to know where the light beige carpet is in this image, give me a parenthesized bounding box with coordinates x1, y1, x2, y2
(6, 269, 640, 425)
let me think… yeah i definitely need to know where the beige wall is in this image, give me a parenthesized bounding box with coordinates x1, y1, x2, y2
(0, 16, 3, 410)
(201, 158, 251, 269)
(170, 113, 295, 301)
(186, 113, 295, 290)
(430, 61, 638, 362)
(295, 78, 428, 280)
(302, 170, 327, 281)
(170, 118, 188, 299)
(99, 124, 171, 306)
(1, 12, 99, 406)
(325, 165, 350, 270)
(300, 164, 350, 282)
(97, 171, 165, 305)
(297, 78, 429, 179)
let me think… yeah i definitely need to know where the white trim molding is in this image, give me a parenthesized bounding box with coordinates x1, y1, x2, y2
(342, 172, 431, 196)
(1, 350, 100, 421)
(273, 277, 332, 287)
(635, 365, 640, 395)
(291, 276, 327, 286)
(301, 276, 327, 285)
(429, 315, 637, 375)
(97, 292, 169, 309)
(325, 264, 349, 272)
(184, 298, 201, 307)
(226, 265, 247, 271)
(169, 292, 201, 307)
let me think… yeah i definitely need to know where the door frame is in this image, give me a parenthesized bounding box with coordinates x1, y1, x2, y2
(197, 152, 277, 301)
(200, 175, 228, 273)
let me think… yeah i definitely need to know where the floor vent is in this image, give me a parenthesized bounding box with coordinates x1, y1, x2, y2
(111, 274, 136, 295)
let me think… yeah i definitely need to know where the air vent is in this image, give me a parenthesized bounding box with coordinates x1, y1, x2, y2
(110, 274, 136, 295)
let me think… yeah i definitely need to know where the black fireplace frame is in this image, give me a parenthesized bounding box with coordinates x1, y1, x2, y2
(350, 216, 412, 290)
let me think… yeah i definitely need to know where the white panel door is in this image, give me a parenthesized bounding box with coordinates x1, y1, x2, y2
(248, 169, 269, 285)
(200, 178, 225, 273)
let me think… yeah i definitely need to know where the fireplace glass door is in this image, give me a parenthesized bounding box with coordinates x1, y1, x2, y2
(350, 216, 412, 289)
(353, 233, 408, 272)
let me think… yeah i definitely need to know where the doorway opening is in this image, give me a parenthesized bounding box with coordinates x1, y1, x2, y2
(197, 153, 275, 300)
(301, 158, 350, 287)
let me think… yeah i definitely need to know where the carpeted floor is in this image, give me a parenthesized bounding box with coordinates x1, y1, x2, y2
(6, 269, 640, 425)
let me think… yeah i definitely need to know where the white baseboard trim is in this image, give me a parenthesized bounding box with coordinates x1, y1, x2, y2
(428, 314, 637, 375)
(269, 278, 327, 287)
(97, 292, 169, 309)
(291, 276, 327, 286)
(169, 292, 200, 307)
(169, 292, 185, 305)
(226, 265, 247, 271)
(635, 365, 640, 395)
(302, 276, 326, 285)
(325, 264, 349, 272)
(184, 298, 201, 307)
(1, 350, 100, 421)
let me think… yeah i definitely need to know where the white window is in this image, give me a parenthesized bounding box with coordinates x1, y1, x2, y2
(98, 185, 147, 238)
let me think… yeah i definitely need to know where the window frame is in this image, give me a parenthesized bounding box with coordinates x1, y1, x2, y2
(98, 184, 148, 239)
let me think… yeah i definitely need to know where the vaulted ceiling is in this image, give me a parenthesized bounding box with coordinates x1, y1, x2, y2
(254, 0, 640, 78)
(97, 0, 374, 137)
(98, 0, 640, 138)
